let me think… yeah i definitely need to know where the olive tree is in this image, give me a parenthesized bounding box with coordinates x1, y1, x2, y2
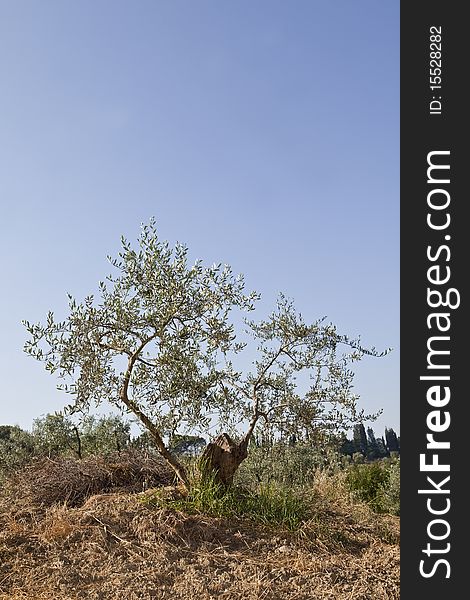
(23, 219, 388, 490)
(0, 425, 35, 477)
(32, 413, 82, 458)
(80, 414, 131, 455)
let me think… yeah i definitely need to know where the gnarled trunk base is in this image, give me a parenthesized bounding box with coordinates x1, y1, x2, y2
(200, 433, 248, 487)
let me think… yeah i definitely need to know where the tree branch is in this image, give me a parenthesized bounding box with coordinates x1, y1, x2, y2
(240, 344, 288, 451)
(118, 329, 190, 489)
(253, 345, 285, 392)
(135, 356, 158, 368)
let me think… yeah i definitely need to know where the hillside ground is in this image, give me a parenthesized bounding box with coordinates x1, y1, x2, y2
(0, 455, 399, 600)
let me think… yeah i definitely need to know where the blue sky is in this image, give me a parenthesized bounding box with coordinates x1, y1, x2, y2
(0, 1, 399, 438)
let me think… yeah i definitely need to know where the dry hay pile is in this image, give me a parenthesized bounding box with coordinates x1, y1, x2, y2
(3, 450, 174, 507)
(0, 476, 399, 600)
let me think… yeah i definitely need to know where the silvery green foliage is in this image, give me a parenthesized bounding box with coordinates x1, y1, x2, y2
(220, 294, 388, 441)
(79, 414, 131, 455)
(31, 413, 131, 457)
(23, 219, 389, 452)
(23, 219, 258, 441)
(32, 413, 80, 457)
(0, 425, 35, 477)
(380, 458, 400, 515)
(235, 442, 342, 489)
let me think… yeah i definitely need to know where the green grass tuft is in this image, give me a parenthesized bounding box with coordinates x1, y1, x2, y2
(142, 466, 309, 530)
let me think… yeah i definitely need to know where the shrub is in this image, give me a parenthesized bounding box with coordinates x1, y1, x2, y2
(0, 425, 35, 481)
(235, 442, 342, 489)
(345, 461, 390, 512)
(379, 459, 400, 516)
(352, 452, 365, 464)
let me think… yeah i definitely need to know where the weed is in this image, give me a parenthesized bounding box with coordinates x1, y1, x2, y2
(142, 466, 309, 530)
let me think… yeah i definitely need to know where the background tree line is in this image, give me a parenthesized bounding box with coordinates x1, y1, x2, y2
(0, 412, 398, 478)
(0, 413, 206, 477)
(338, 423, 399, 461)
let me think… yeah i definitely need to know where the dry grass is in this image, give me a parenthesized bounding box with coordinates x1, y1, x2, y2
(0, 462, 399, 600)
(2, 450, 174, 507)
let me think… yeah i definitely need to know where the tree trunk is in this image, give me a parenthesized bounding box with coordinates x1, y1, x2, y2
(200, 433, 249, 487)
(120, 395, 190, 490)
(73, 427, 82, 460)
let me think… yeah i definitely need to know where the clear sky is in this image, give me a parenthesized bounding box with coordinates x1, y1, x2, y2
(0, 1, 399, 439)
